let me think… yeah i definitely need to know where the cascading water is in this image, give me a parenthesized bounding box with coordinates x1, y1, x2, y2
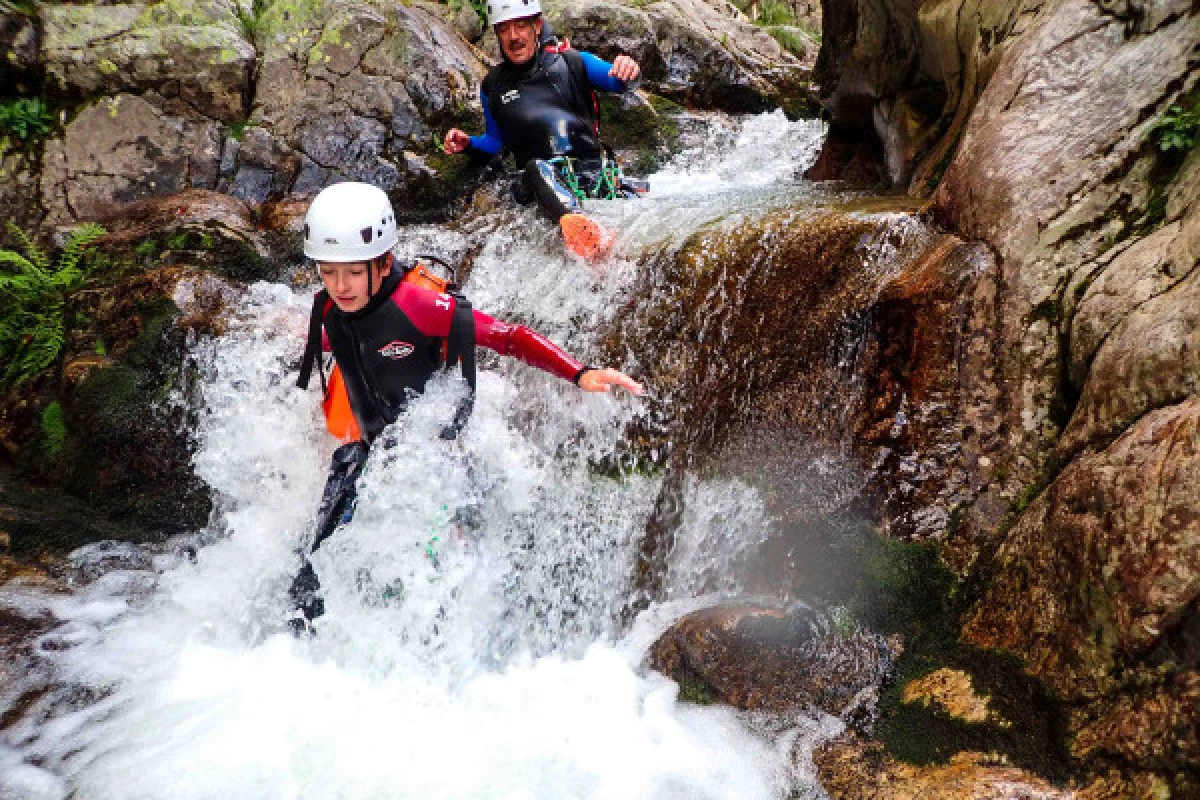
(1, 111, 919, 799)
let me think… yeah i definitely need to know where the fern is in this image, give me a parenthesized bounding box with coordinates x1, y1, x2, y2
(0, 222, 107, 387)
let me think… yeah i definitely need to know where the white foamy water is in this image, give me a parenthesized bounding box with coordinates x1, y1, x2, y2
(0, 113, 850, 800)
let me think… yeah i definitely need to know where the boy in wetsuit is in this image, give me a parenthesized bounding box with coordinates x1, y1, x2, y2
(287, 181, 641, 632)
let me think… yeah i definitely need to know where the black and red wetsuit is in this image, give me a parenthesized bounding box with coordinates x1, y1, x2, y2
(287, 271, 586, 630)
(321, 271, 583, 443)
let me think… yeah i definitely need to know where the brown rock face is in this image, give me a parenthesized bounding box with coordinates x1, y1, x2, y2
(964, 396, 1200, 704)
(810, 0, 1044, 188)
(816, 736, 1073, 800)
(649, 604, 894, 713)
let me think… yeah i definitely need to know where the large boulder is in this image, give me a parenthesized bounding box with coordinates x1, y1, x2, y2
(39, 93, 224, 226)
(547, 0, 817, 115)
(962, 395, 1200, 784)
(237, 0, 487, 207)
(649, 604, 895, 714)
(40, 0, 255, 122)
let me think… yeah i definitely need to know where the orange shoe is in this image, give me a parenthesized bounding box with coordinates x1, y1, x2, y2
(560, 213, 615, 261)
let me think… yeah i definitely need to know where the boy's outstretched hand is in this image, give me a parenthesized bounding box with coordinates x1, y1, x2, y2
(578, 368, 644, 396)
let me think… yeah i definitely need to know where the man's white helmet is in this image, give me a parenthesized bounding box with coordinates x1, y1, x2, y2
(303, 182, 398, 262)
(487, 0, 541, 28)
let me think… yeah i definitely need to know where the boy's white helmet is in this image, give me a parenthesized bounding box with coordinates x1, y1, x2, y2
(303, 182, 398, 262)
(487, 0, 541, 27)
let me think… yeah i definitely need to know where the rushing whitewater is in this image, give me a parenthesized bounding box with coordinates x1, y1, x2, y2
(2, 113, 858, 799)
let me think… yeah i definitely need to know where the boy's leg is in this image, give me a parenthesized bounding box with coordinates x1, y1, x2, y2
(287, 441, 369, 632)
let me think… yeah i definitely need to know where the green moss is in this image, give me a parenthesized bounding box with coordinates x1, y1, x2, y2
(876, 645, 1068, 779)
(134, 239, 160, 260)
(255, 0, 328, 43)
(817, 533, 1071, 779)
(41, 401, 68, 457)
(596, 92, 682, 175)
(1025, 296, 1062, 325)
(676, 671, 718, 705)
(766, 25, 809, 59)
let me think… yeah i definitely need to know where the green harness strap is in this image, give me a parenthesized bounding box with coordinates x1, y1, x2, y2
(551, 154, 624, 205)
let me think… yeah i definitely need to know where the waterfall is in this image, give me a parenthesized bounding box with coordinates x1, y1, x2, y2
(0, 111, 921, 799)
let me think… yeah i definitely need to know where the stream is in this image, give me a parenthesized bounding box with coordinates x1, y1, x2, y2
(1, 111, 925, 800)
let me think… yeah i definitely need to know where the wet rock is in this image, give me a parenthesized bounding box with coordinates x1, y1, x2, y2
(39, 0, 255, 122)
(963, 396, 1200, 706)
(1070, 671, 1200, 773)
(39, 93, 224, 226)
(0, 464, 146, 558)
(815, 734, 1074, 800)
(0, 145, 43, 234)
(86, 188, 276, 284)
(649, 604, 895, 714)
(0, 7, 39, 92)
(549, 0, 817, 115)
(901, 668, 1003, 726)
(248, 0, 487, 206)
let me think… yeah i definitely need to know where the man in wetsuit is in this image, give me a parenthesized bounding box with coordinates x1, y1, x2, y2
(288, 181, 642, 632)
(442, 0, 646, 258)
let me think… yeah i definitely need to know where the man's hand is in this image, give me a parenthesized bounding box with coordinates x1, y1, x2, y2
(609, 55, 641, 83)
(578, 368, 644, 396)
(443, 128, 471, 154)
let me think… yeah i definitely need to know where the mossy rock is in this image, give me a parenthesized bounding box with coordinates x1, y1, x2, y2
(597, 91, 684, 176)
(55, 299, 211, 537)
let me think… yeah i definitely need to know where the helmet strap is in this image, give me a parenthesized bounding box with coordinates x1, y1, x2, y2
(366, 252, 394, 302)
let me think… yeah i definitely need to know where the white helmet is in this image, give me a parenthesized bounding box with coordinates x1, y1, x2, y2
(303, 182, 398, 263)
(487, 0, 541, 28)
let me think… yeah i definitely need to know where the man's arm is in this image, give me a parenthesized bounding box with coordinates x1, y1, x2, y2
(578, 51, 641, 92)
(444, 89, 504, 155)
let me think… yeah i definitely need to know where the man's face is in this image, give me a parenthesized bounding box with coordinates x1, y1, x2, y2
(496, 15, 542, 65)
(318, 259, 390, 313)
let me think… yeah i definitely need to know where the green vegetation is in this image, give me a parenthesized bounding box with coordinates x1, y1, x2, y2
(675, 671, 718, 704)
(0, 98, 55, 144)
(0, 222, 107, 387)
(448, 0, 487, 26)
(41, 401, 68, 457)
(0, 0, 37, 17)
(766, 25, 809, 59)
(235, 0, 270, 41)
(1150, 100, 1199, 154)
(756, 0, 796, 27)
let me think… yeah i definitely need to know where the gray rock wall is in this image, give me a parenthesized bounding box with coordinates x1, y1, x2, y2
(2, 0, 815, 230)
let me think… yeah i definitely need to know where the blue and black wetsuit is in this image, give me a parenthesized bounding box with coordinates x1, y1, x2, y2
(466, 40, 642, 221)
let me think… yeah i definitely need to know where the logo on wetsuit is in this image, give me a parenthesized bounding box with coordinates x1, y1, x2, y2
(500, 89, 520, 105)
(378, 341, 415, 360)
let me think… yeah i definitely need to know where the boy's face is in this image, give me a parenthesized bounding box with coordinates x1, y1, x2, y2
(318, 259, 390, 313)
